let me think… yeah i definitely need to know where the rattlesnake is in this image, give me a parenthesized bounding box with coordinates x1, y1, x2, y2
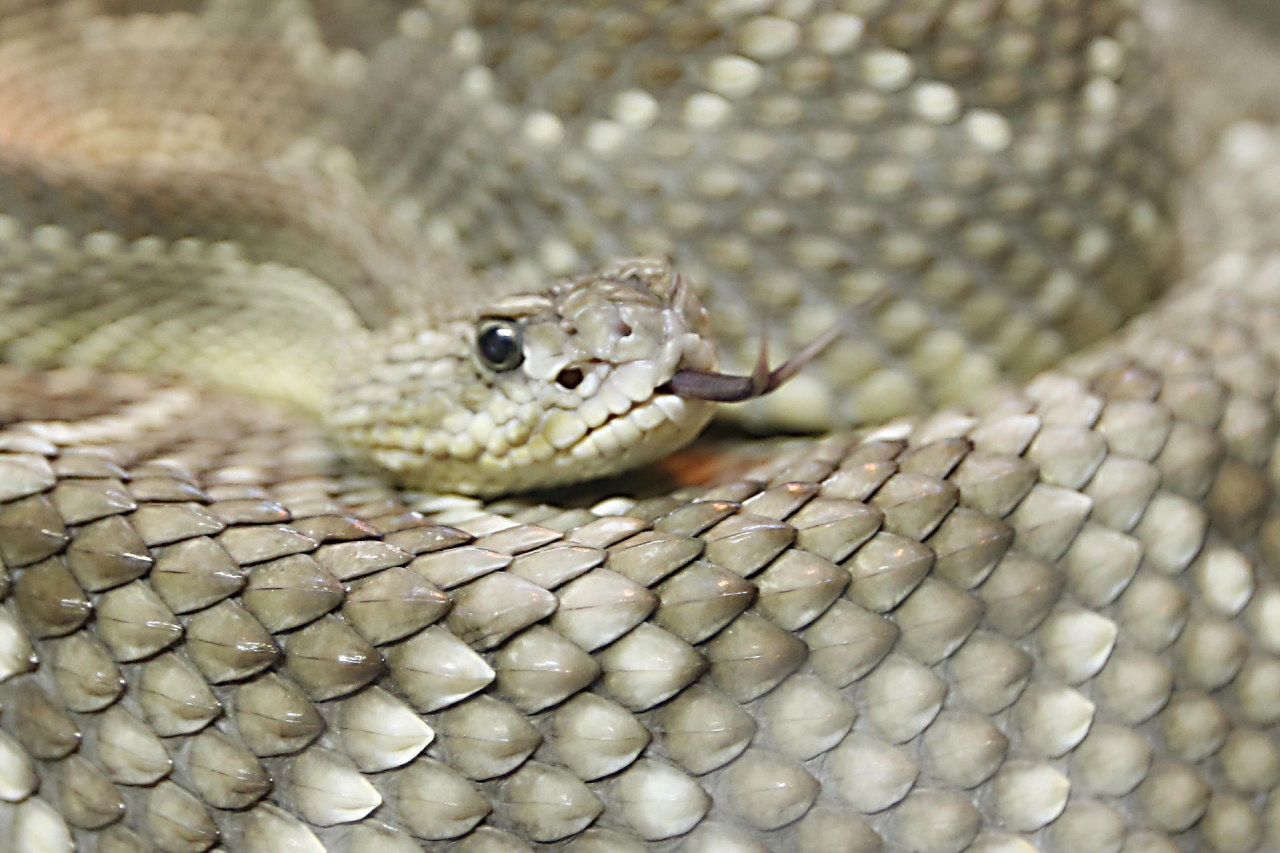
(1, 0, 1279, 851)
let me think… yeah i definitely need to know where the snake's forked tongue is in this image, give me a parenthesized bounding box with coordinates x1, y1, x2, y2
(662, 322, 842, 403)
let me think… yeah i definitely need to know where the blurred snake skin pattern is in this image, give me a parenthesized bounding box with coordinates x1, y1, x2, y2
(3, 0, 1280, 851)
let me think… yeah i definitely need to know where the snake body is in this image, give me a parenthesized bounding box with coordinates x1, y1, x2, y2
(1, 1, 1280, 851)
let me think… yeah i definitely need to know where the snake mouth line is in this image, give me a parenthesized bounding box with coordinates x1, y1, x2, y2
(562, 390, 699, 462)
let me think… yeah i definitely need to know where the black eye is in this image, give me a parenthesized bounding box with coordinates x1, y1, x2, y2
(476, 318, 524, 372)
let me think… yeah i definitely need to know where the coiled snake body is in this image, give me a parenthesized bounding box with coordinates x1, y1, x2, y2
(1, 1, 1280, 851)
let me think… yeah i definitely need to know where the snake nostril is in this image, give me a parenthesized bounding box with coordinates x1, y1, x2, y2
(556, 367, 584, 390)
(617, 321, 633, 338)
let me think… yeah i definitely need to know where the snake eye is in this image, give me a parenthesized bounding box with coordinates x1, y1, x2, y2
(476, 318, 524, 372)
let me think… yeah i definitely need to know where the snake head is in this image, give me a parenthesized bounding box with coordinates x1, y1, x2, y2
(328, 258, 719, 495)
(329, 257, 836, 496)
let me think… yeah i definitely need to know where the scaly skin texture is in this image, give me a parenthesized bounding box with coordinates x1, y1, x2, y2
(2, 1, 1280, 852)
